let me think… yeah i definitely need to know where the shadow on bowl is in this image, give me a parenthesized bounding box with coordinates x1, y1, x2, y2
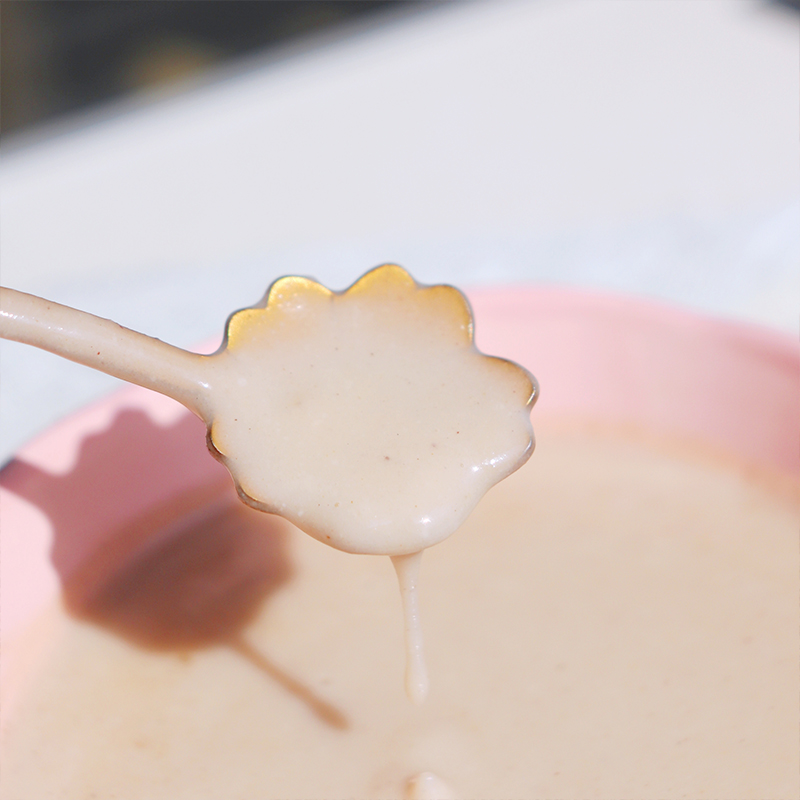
(0, 408, 348, 729)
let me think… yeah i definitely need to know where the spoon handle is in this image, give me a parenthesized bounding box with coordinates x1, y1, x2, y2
(0, 287, 212, 418)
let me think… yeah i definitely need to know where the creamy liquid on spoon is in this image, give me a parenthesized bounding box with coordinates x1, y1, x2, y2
(0, 267, 536, 556)
(0, 266, 537, 703)
(207, 267, 536, 556)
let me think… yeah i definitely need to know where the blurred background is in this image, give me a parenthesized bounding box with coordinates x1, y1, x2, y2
(1, 0, 798, 460)
(3, 0, 797, 137)
(1, 2, 425, 136)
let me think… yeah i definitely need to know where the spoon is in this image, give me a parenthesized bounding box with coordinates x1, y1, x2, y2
(0, 264, 537, 556)
(1, 263, 537, 702)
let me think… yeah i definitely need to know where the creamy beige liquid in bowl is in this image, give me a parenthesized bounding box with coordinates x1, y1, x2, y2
(1, 285, 798, 797)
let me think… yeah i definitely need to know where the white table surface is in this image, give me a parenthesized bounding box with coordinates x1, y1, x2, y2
(1, 0, 798, 463)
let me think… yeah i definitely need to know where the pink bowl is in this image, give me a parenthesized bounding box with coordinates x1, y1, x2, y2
(1, 287, 798, 722)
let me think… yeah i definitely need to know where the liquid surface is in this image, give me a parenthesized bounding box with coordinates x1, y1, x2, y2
(3, 429, 798, 798)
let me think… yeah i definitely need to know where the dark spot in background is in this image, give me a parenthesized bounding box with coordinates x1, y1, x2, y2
(0, 0, 431, 137)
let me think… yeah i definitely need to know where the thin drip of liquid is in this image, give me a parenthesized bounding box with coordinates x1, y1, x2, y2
(391, 551, 429, 705)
